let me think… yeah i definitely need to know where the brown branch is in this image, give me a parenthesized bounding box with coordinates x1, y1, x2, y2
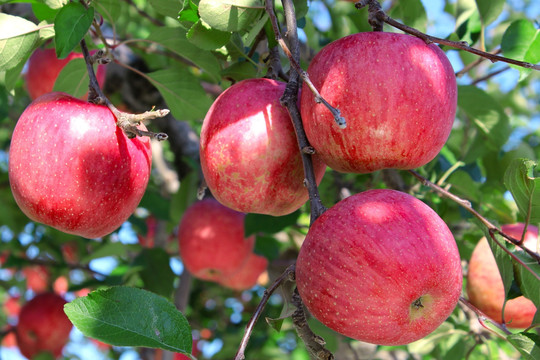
(234, 265, 296, 360)
(356, 0, 540, 71)
(470, 66, 510, 85)
(456, 48, 502, 77)
(459, 296, 511, 336)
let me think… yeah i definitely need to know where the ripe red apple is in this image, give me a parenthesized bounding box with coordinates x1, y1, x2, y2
(300, 32, 457, 173)
(200, 78, 326, 216)
(467, 223, 538, 328)
(15, 292, 72, 359)
(178, 199, 254, 281)
(3, 296, 22, 317)
(9, 92, 152, 238)
(218, 252, 268, 290)
(23, 265, 50, 293)
(296, 189, 462, 345)
(25, 48, 106, 100)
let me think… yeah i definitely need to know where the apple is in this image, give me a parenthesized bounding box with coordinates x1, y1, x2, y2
(200, 78, 326, 216)
(3, 296, 21, 317)
(178, 198, 254, 281)
(8, 92, 152, 238)
(218, 252, 268, 290)
(25, 48, 106, 100)
(22, 265, 50, 293)
(1, 329, 17, 348)
(467, 223, 538, 328)
(15, 292, 72, 359)
(300, 32, 457, 173)
(296, 189, 462, 345)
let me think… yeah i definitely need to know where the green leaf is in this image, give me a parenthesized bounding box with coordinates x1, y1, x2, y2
(198, 0, 264, 33)
(32, 3, 60, 22)
(221, 61, 258, 81)
(178, 0, 199, 23)
(503, 159, 540, 223)
(52, 58, 90, 98)
(169, 171, 198, 226)
(458, 85, 510, 152)
(80, 243, 132, 264)
(147, 27, 221, 82)
(390, 0, 427, 33)
(149, 0, 182, 18)
(484, 230, 515, 303)
(501, 20, 540, 80)
(64, 287, 192, 353)
(187, 19, 231, 51)
(513, 250, 540, 324)
(132, 249, 175, 298)
(245, 211, 301, 237)
(94, 0, 124, 26)
(147, 66, 212, 121)
(474, 0, 504, 25)
(507, 333, 540, 360)
(0, 14, 39, 71)
(54, 2, 94, 59)
(42, 0, 69, 9)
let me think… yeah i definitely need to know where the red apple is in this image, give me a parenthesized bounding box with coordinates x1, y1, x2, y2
(15, 292, 72, 359)
(218, 252, 268, 290)
(25, 48, 106, 100)
(200, 78, 326, 216)
(467, 223, 538, 328)
(300, 32, 457, 173)
(1, 329, 17, 348)
(23, 265, 50, 293)
(296, 189, 462, 345)
(178, 199, 254, 281)
(3, 296, 22, 317)
(8, 92, 152, 238)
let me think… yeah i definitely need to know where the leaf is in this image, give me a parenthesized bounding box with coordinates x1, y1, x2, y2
(170, 171, 198, 226)
(458, 85, 510, 152)
(94, 0, 124, 26)
(54, 2, 94, 59)
(187, 19, 231, 51)
(513, 250, 540, 323)
(474, 0, 505, 25)
(503, 159, 540, 223)
(42, 0, 69, 9)
(147, 27, 221, 82)
(147, 66, 212, 121)
(198, 0, 264, 33)
(64, 287, 192, 353)
(0, 14, 39, 71)
(245, 211, 300, 237)
(132, 249, 175, 298)
(390, 0, 427, 33)
(149, 0, 182, 18)
(501, 20, 540, 80)
(484, 231, 515, 303)
(52, 58, 90, 98)
(221, 61, 258, 81)
(507, 333, 540, 360)
(32, 3, 60, 22)
(178, 0, 199, 23)
(80, 243, 133, 264)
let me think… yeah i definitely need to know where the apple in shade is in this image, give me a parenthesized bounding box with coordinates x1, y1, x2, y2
(200, 78, 326, 216)
(300, 32, 457, 173)
(25, 48, 106, 100)
(296, 189, 462, 345)
(178, 199, 255, 281)
(467, 223, 538, 328)
(8, 92, 152, 238)
(15, 292, 73, 359)
(218, 252, 268, 290)
(22, 265, 50, 293)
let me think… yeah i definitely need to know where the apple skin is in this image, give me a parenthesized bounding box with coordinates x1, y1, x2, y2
(15, 292, 72, 359)
(200, 78, 326, 216)
(25, 48, 106, 100)
(218, 252, 268, 290)
(8, 92, 152, 238)
(22, 265, 50, 293)
(300, 32, 457, 173)
(296, 189, 462, 345)
(467, 223, 538, 328)
(178, 199, 255, 281)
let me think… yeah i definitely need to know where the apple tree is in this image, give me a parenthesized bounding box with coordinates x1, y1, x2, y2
(0, 0, 539, 359)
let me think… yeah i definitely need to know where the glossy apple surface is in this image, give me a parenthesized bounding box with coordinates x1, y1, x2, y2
(467, 223, 538, 328)
(300, 32, 457, 173)
(25, 48, 106, 100)
(296, 189, 462, 345)
(178, 199, 255, 281)
(15, 292, 72, 359)
(9, 92, 152, 238)
(218, 252, 268, 290)
(200, 78, 326, 216)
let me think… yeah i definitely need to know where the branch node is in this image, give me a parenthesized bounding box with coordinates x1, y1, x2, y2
(302, 146, 315, 154)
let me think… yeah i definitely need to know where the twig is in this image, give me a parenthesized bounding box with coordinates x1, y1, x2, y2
(459, 296, 511, 336)
(234, 265, 296, 360)
(265, 0, 346, 128)
(470, 66, 510, 85)
(79, 39, 169, 140)
(456, 48, 502, 77)
(356, 0, 540, 71)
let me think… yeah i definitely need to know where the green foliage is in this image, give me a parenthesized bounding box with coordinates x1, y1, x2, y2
(53, 2, 94, 58)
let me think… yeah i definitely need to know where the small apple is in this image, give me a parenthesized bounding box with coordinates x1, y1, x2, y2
(218, 252, 268, 290)
(200, 78, 326, 216)
(9, 92, 152, 238)
(1, 328, 17, 348)
(3, 296, 21, 317)
(15, 292, 72, 359)
(178, 199, 254, 281)
(25, 48, 106, 100)
(22, 265, 50, 293)
(467, 223, 538, 328)
(296, 189, 462, 345)
(300, 32, 457, 173)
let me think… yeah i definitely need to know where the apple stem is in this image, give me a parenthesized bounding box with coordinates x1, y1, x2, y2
(356, 0, 540, 71)
(458, 296, 512, 336)
(79, 39, 169, 141)
(265, 0, 347, 129)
